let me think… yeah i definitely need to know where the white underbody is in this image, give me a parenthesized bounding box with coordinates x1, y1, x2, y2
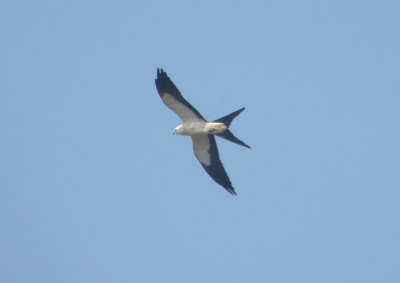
(174, 121, 227, 136)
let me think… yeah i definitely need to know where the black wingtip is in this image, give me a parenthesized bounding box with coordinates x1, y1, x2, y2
(226, 186, 237, 196)
(156, 68, 165, 77)
(155, 68, 173, 95)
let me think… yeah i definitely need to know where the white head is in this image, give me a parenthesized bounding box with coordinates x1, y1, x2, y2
(173, 124, 183, 135)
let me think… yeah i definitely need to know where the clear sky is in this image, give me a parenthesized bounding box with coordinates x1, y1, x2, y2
(1, 0, 399, 282)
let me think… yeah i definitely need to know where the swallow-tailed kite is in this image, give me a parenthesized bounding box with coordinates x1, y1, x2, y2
(155, 68, 250, 195)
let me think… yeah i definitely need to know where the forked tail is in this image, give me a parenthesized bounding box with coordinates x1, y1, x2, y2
(213, 107, 251, 149)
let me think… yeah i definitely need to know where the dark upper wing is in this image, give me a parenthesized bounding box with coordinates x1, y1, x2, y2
(155, 68, 205, 122)
(191, 134, 236, 195)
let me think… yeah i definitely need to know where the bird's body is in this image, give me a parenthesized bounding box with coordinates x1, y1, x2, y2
(154, 68, 250, 195)
(175, 121, 227, 136)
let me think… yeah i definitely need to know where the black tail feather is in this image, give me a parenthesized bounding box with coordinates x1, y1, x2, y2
(213, 107, 245, 127)
(213, 107, 250, 148)
(217, 130, 251, 149)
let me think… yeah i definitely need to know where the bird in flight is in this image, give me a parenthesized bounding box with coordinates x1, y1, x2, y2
(154, 68, 250, 195)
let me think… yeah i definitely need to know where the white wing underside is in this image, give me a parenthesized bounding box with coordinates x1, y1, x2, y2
(162, 93, 204, 123)
(192, 135, 211, 166)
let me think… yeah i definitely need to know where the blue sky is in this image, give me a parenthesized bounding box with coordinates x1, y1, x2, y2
(1, 0, 399, 282)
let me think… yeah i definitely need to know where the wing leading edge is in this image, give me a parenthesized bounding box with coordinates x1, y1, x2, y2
(155, 68, 205, 122)
(192, 135, 236, 195)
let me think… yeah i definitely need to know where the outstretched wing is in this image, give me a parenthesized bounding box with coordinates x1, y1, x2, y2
(155, 68, 205, 122)
(191, 134, 236, 195)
